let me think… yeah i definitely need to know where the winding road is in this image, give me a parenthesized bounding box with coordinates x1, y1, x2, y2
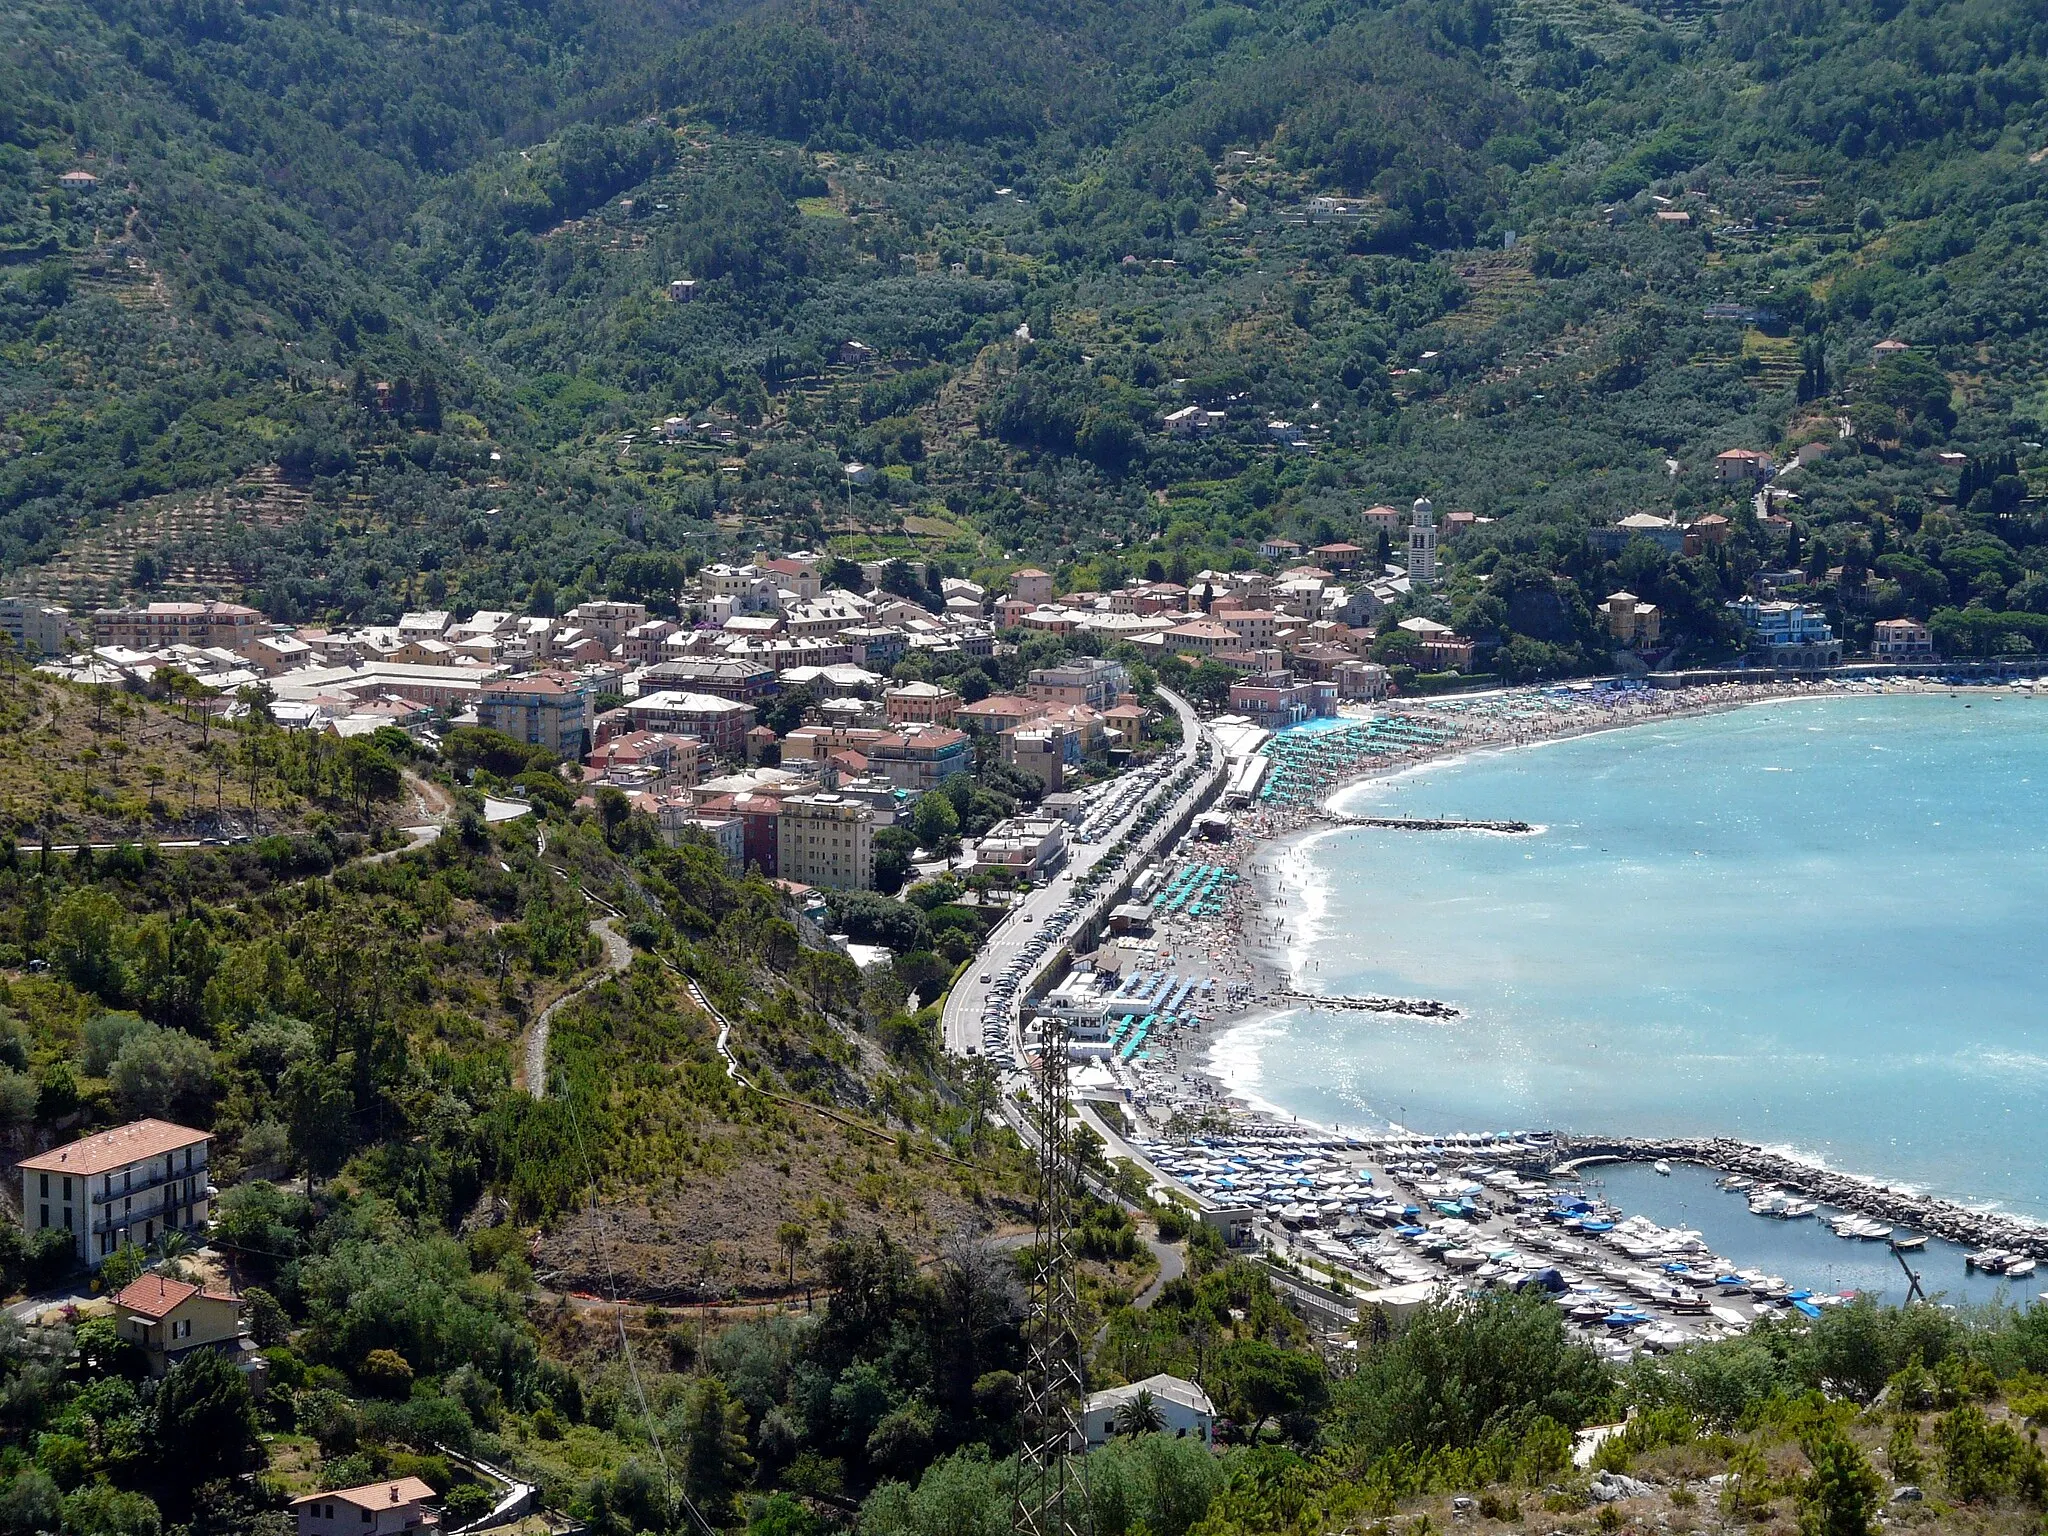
(521, 916, 631, 1097)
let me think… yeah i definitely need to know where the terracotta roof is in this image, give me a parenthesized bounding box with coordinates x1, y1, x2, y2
(19, 1119, 208, 1177)
(291, 1478, 437, 1512)
(112, 1273, 240, 1319)
(113, 1274, 199, 1318)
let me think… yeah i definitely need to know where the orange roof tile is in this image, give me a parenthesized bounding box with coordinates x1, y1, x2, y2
(19, 1119, 208, 1177)
(291, 1478, 437, 1511)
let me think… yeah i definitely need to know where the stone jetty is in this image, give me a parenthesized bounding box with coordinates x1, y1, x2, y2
(1547, 1135, 2048, 1262)
(1270, 989, 1462, 1020)
(1321, 813, 1537, 834)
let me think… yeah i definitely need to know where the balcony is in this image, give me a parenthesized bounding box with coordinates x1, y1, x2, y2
(85, 1163, 209, 1209)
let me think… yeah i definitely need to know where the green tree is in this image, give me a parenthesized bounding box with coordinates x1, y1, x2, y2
(109, 1027, 217, 1122)
(151, 1348, 260, 1484)
(679, 1376, 755, 1521)
(282, 1054, 354, 1193)
(1800, 1429, 1883, 1536)
(1215, 1340, 1326, 1444)
(912, 793, 961, 854)
(49, 889, 128, 1000)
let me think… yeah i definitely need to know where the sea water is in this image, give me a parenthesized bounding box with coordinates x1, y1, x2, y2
(1217, 694, 2048, 1249)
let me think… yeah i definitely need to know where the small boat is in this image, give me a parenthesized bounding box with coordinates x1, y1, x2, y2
(1654, 1159, 1673, 1176)
(1967, 1249, 2012, 1272)
(1782, 1201, 1819, 1219)
(1890, 1234, 1928, 1252)
(2007, 1258, 2039, 1279)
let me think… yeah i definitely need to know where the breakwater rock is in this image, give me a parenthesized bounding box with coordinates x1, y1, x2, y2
(1549, 1136, 2048, 1262)
(1270, 989, 1462, 1020)
(1321, 814, 1536, 834)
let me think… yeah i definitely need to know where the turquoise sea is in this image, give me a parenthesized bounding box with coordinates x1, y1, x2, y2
(1213, 692, 2048, 1227)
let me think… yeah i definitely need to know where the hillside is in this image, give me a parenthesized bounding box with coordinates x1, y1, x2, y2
(0, 0, 2042, 666)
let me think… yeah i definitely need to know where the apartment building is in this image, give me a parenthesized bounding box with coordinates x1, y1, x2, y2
(18, 1119, 212, 1270)
(779, 793, 875, 890)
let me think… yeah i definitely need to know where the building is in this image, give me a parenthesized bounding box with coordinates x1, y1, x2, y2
(1714, 449, 1777, 484)
(1333, 660, 1389, 700)
(1601, 592, 1662, 648)
(289, 1479, 440, 1536)
(1081, 1374, 1216, 1449)
(883, 681, 961, 726)
(955, 695, 1050, 735)
(638, 657, 778, 704)
(660, 805, 744, 867)
(778, 793, 875, 890)
(1406, 497, 1438, 586)
(91, 601, 262, 651)
(112, 1273, 249, 1377)
(1873, 617, 1935, 662)
(18, 1119, 211, 1270)
(477, 671, 596, 760)
(1026, 657, 1128, 711)
(0, 597, 74, 658)
(1226, 671, 1337, 729)
(1257, 536, 1302, 562)
(1872, 338, 1911, 360)
(971, 816, 1069, 880)
(586, 732, 701, 791)
(618, 691, 758, 760)
(1163, 620, 1239, 657)
(1396, 616, 1475, 671)
(1587, 513, 1687, 558)
(1214, 609, 1280, 649)
(867, 726, 973, 794)
(1001, 725, 1075, 793)
(1361, 504, 1404, 536)
(1010, 568, 1055, 606)
(1683, 513, 1732, 556)
(1728, 597, 1841, 668)
(1162, 406, 1227, 436)
(1311, 542, 1366, 571)
(564, 600, 650, 647)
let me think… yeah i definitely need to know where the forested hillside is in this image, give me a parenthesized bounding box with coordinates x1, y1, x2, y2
(4, 0, 2047, 661)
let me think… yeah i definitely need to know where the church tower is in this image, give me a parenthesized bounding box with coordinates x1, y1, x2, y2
(1407, 496, 1439, 586)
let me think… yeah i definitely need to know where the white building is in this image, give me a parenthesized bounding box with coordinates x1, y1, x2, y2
(1406, 496, 1438, 586)
(290, 1478, 439, 1536)
(1081, 1374, 1217, 1448)
(18, 1119, 212, 1269)
(0, 597, 74, 658)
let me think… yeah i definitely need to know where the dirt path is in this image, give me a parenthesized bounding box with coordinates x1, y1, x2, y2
(520, 917, 631, 1098)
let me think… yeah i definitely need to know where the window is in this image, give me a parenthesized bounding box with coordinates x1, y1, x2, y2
(61, 1177, 71, 1201)
(38, 1204, 47, 1228)
(38, 1174, 47, 1199)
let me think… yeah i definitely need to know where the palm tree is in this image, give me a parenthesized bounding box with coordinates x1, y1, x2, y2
(1113, 1388, 1165, 1439)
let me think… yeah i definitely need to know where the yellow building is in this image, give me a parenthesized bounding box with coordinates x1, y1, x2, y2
(111, 1273, 250, 1377)
(779, 793, 875, 890)
(1602, 591, 1663, 648)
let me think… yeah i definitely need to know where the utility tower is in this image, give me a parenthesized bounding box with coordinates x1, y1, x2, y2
(1014, 1015, 1089, 1536)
